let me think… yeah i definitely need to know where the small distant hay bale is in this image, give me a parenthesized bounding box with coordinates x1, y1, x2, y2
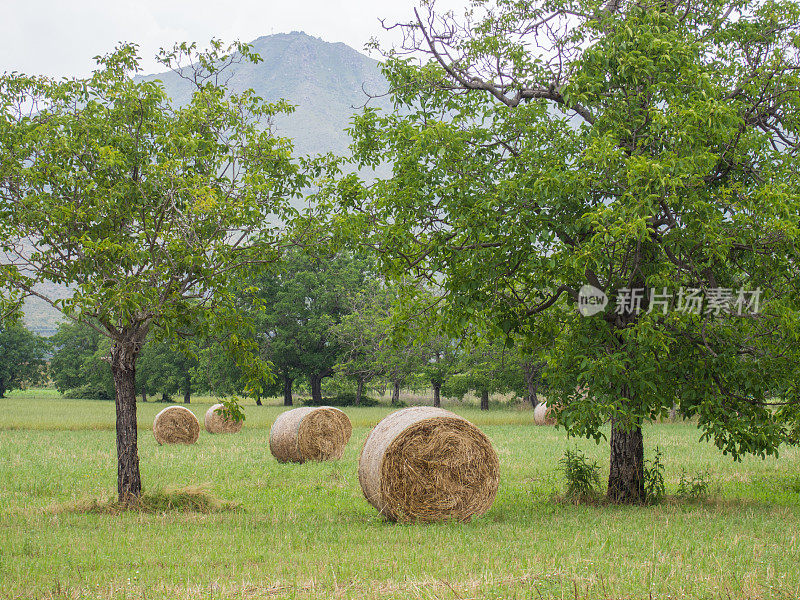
(269, 407, 352, 463)
(358, 406, 499, 523)
(534, 402, 557, 426)
(204, 403, 243, 434)
(153, 406, 200, 445)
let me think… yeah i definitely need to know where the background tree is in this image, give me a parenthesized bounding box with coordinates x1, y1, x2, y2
(448, 332, 527, 410)
(0, 41, 300, 502)
(337, 0, 800, 503)
(0, 321, 48, 397)
(242, 249, 374, 405)
(332, 284, 393, 405)
(137, 340, 198, 403)
(50, 322, 116, 400)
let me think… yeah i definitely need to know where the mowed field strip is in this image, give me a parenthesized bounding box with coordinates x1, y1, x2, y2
(1, 391, 799, 599)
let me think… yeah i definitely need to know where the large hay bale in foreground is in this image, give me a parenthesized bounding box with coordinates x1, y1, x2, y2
(269, 407, 352, 463)
(534, 402, 557, 425)
(204, 403, 243, 434)
(358, 406, 499, 523)
(153, 406, 200, 445)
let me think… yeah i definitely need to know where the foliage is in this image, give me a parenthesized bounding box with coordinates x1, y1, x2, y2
(0, 321, 48, 397)
(643, 447, 666, 505)
(239, 249, 377, 401)
(302, 392, 381, 407)
(677, 469, 713, 502)
(323, 0, 800, 501)
(49, 322, 115, 400)
(214, 397, 247, 423)
(0, 39, 303, 500)
(137, 339, 198, 402)
(559, 448, 602, 502)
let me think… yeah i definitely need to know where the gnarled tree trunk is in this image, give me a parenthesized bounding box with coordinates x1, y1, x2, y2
(432, 382, 441, 407)
(607, 415, 645, 504)
(110, 339, 142, 504)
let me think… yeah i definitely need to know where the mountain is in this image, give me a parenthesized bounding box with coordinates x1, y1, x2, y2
(144, 31, 391, 157)
(21, 32, 391, 336)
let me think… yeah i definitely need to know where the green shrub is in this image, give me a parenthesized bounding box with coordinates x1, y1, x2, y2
(560, 448, 601, 502)
(643, 447, 666, 505)
(677, 469, 712, 501)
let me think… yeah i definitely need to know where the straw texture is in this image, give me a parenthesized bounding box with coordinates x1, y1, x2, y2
(153, 406, 200, 445)
(204, 403, 243, 434)
(358, 406, 499, 523)
(269, 406, 352, 463)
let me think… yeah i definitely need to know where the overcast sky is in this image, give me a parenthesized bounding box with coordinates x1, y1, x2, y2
(0, 0, 464, 78)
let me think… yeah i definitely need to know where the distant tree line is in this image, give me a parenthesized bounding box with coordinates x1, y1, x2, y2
(2, 250, 546, 408)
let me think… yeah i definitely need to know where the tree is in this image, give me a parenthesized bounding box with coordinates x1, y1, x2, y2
(50, 321, 115, 399)
(242, 249, 374, 405)
(0, 322, 47, 397)
(332, 284, 392, 405)
(448, 333, 527, 410)
(338, 1, 800, 503)
(0, 41, 301, 502)
(137, 339, 198, 403)
(420, 331, 462, 408)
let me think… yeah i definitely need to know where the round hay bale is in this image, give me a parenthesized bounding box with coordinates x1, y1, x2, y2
(152, 406, 200, 445)
(358, 406, 499, 523)
(204, 403, 244, 434)
(269, 406, 352, 463)
(534, 402, 557, 425)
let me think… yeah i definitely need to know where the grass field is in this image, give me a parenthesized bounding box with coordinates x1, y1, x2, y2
(1, 390, 799, 599)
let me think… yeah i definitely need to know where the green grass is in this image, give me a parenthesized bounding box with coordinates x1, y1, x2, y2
(1, 391, 799, 599)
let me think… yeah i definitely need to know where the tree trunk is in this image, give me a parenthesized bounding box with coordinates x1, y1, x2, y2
(310, 374, 323, 405)
(355, 378, 364, 406)
(480, 389, 489, 411)
(669, 401, 677, 421)
(110, 341, 142, 504)
(607, 416, 645, 504)
(432, 382, 441, 408)
(183, 372, 191, 404)
(523, 362, 540, 408)
(255, 393, 262, 407)
(141, 390, 147, 403)
(283, 373, 293, 406)
(391, 380, 401, 405)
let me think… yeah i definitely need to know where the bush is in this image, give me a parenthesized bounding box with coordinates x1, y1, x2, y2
(560, 448, 601, 502)
(303, 393, 381, 407)
(643, 447, 666, 505)
(677, 469, 712, 501)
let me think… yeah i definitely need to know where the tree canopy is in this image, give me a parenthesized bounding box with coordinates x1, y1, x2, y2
(327, 0, 800, 502)
(0, 40, 304, 501)
(0, 321, 48, 397)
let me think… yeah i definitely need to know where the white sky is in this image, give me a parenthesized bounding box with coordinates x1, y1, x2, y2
(0, 0, 464, 78)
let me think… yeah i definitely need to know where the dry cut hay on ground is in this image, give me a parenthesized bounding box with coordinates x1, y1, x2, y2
(534, 402, 557, 425)
(269, 406, 352, 463)
(358, 406, 499, 523)
(204, 403, 243, 434)
(153, 406, 200, 445)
